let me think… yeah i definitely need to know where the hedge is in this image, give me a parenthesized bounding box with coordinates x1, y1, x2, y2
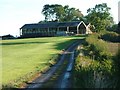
(100, 31, 120, 42)
(85, 34, 112, 61)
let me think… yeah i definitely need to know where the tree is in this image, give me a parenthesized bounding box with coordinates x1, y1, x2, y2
(116, 21, 120, 34)
(107, 24, 117, 32)
(41, 4, 83, 22)
(42, 4, 64, 21)
(85, 3, 114, 32)
(62, 5, 83, 21)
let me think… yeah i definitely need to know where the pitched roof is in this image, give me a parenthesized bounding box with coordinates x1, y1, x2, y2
(20, 21, 81, 29)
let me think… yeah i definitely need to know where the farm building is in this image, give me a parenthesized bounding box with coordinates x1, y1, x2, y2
(2, 34, 16, 40)
(20, 21, 92, 38)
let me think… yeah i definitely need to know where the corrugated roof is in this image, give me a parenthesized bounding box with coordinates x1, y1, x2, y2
(20, 21, 81, 29)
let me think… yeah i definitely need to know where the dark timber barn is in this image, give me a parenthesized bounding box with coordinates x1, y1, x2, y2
(20, 21, 92, 38)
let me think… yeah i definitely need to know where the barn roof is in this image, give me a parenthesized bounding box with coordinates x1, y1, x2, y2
(20, 21, 82, 29)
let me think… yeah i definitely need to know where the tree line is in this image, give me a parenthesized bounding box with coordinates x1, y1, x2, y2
(41, 4, 83, 22)
(40, 3, 119, 33)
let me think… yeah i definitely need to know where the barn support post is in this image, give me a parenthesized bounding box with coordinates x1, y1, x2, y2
(47, 28, 49, 36)
(57, 27, 59, 35)
(57, 27, 59, 32)
(67, 27, 69, 33)
(77, 26, 79, 34)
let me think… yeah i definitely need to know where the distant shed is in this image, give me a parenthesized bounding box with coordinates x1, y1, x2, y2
(2, 34, 15, 40)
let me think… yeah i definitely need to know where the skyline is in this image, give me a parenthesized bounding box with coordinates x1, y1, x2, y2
(0, 0, 119, 36)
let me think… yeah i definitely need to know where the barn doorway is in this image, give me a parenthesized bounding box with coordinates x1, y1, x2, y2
(79, 23, 86, 34)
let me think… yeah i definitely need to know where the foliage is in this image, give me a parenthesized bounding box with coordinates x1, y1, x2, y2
(106, 22, 120, 34)
(42, 4, 64, 21)
(115, 21, 120, 34)
(74, 56, 114, 88)
(85, 3, 114, 32)
(107, 24, 118, 32)
(115, 49, 120, 67)
(41, 4, 83, 22)
(113, 49, 120, 87)
(85, 34, 112, 61)
(100, 31, 120, 42)
(74, 34, 118, 88)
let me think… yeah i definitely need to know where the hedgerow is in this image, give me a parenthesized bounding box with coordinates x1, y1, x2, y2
(73, 33, 118, 88)
(113, 49, 120, 87)
(73, 56, 115, 88)
(100, 31, 120, 42)
(85, 34, 112, 61)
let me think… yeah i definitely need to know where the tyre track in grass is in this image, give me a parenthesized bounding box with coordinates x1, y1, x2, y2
(25, 39, 84, 89)
(55, 51, 75, 88)
(54, 40, 84, 89)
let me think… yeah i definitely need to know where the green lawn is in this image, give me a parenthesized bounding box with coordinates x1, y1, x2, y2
(1, 36, 85, 86)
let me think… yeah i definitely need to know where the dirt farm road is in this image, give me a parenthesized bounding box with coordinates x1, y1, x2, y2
(25, 39, 84, 89)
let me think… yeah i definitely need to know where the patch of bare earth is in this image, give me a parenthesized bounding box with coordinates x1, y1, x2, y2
(107, 43, 119, 55)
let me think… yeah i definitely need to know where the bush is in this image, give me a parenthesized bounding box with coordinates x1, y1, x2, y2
(101, 31, 120, 42)
(85, 34, 112, 61)
(113, 49, 120, 87)
(73, 56, 114, 88)
(73, 33, 118, 88)
(107, 24, 117, 32)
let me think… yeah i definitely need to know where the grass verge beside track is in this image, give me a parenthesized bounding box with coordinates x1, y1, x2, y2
(1, 35, 85, 87)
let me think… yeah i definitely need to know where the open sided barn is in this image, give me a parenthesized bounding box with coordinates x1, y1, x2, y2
(20, 21, 92, 38)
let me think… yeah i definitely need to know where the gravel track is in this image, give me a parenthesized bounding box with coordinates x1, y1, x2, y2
(25, 39, 84, 89)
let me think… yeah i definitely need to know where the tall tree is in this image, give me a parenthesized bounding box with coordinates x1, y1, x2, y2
(62, 5, 83, 21)
(86, 3, 114, 32)
(41, 4, 83, 22)
(42, 4, 64, 21)
(116, 21, 120, 34)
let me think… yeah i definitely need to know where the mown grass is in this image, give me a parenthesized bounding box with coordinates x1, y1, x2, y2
(1, 35, 85, 87)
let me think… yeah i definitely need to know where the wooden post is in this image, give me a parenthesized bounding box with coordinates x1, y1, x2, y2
(57, 27, 59, 35)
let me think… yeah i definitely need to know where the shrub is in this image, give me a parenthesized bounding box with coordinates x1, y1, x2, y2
(113, 49, 120, 87)
(74, 33, 118, 88)
(85, 34, 112, 61)
(74, 56, 114, 88)
(101, 31, 120, 42)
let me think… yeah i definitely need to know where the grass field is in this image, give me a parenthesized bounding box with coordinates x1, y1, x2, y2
(1, 36, 84, 86)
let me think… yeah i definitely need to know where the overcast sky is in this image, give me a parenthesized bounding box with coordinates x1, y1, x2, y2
(0, 0, 119, 36)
